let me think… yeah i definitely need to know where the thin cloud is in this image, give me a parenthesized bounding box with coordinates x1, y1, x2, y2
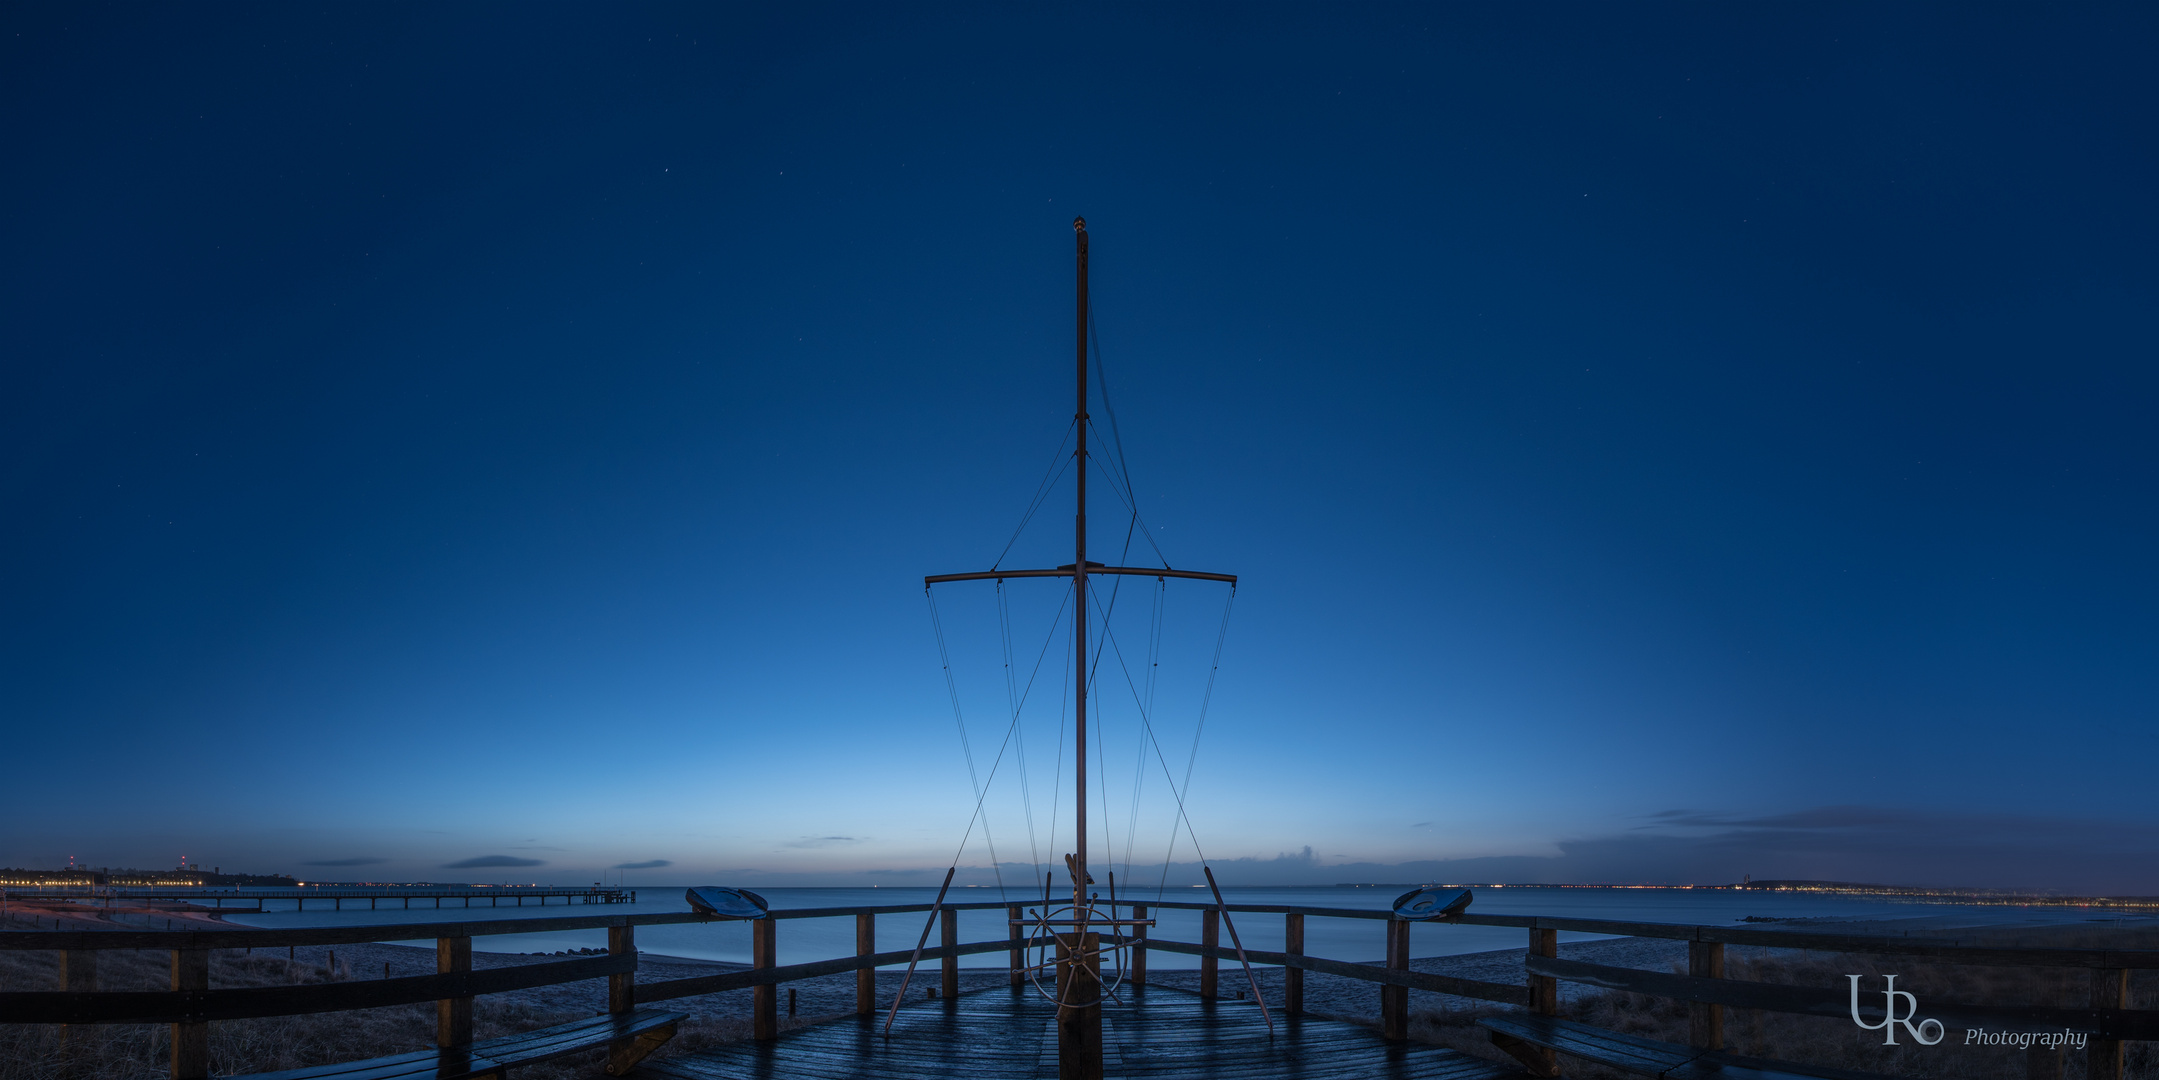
(783, 836, 861, 849)
(613, 859, 671, 870)
(443, 855, 544, 869)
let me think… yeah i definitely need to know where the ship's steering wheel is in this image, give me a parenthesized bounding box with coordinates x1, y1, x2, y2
(1020, 898, 1132, 1009)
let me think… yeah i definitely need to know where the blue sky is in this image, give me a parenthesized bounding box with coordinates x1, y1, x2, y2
(3, 3, 2154, 892)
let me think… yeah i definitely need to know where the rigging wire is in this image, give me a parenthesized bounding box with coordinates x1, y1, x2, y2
(1088, 320, 1164, 886)
(1083, 583, 1237, 888)
(999, 582, 1042, 889)
(1089, 305, 1142, 526)
(1075, 583, 1236, 904)
(1046, 602, 1072, 910)
(926, 579, 1082, 901)
(924, 588, 1006, 899)
(1181, 586, 1238, 810)
(990, 418, 1079, 572)
(1086, 307, 1174, 572)
(1084, 422, 1174, 569)
(1121, 577, 1165, 883)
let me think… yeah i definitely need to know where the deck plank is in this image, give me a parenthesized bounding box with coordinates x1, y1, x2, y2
(644, 986, 1521, 1080)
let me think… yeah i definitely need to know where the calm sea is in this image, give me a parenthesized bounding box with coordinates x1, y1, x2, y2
(214, 885, 2148, 969)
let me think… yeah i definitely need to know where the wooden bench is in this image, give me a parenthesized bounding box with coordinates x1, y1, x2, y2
(1480, 1014, 1898, 1080)
(230, 1007, 687, 1080)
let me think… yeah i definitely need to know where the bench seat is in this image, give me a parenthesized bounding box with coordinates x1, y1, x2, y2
(1480, 1014, 1900, 1080)
(229, 1007, 687, 1080)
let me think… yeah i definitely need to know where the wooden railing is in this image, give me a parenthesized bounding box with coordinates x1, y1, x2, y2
(1136, 901, 2159, 1080)
(3, 900, 2154, 1080)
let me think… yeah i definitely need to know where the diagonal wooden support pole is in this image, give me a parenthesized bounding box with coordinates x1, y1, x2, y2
(1203, 866, 1272, 1036)
(884, 866, 957, 1035)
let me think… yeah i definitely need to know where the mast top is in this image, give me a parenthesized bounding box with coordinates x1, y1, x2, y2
(1073, 216, 1086, 232)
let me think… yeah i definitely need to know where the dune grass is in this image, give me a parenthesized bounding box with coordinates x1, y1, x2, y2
(1407, 939, 2157, 1080)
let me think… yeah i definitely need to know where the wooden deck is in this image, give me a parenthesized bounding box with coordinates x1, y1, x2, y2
(641, 985, 1524, 1080)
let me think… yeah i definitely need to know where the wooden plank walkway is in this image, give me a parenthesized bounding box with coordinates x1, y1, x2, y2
(642, 986, 1523, 1080)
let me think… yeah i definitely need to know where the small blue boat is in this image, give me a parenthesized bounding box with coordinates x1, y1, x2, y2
(1391, 886, 1472, 921)
(686, 886, 770, 919)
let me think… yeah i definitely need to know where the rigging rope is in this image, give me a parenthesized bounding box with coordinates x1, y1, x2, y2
(990, 418, 1078, 572)
(1089, 305, 1143, 530)
(999, 582, 1042, 890)
(928, 579, 1087, 901)
(1085, 420, 1173, 569)
(925, 588, 1006, 899)
(1083, 583, 1237, 897)
(1047, 605, 1071, 909)
(1121, 577, 1165, 884)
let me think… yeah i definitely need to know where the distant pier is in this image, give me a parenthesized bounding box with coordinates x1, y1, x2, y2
(1, 885, 637, 912)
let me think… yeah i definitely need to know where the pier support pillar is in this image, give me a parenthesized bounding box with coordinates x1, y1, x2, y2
(1689, 942, 1724, 1050)
(752, 917, 778, 1040)
(170, 948, 209, 1080)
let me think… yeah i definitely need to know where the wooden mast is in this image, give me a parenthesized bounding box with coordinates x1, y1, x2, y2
(1062, 215, 1103, 1080)
(919, 219, 1241, 1079)
(1072, 214, 1090, 936)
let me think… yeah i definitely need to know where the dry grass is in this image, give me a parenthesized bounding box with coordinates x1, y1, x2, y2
(0, 945, 882, 1080)
(1406, 939, 2158, 1080)
(0, 946, 613, 1080)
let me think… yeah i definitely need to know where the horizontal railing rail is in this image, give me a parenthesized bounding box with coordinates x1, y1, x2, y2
(637, 940, 1012, 1003)
(1529, 955, 2159, 1041)
(1142, 937, 1528, 1005)
(4, 898, 2154, 1080)
(0, 953, 633, 1025)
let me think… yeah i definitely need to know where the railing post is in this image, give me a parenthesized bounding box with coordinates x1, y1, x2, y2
(605, 923, 641, 1076)
(1283, 913, 1303, 1015)
(2028, 1042, 2064, 1080)
(437, 936, 472, 1048)
(59, 948, 96, 1048)
(940, 907, 960, 1001)
(1382, 917, 1409, 1039)
(859, 912, 878, 1014)
(1131, 904, 1148, 991)
(2089, 966, 2126, 1080)
(1688, 940, 1723, 1050)
(1007, 905, 1024, 988)
(1522, 926, 1561, 1077)
(753, 917, 778, 1040)
(608, 924, 635, 1014)
(1199, 907, 1220, 1001)
(170, 947, 209, 1080)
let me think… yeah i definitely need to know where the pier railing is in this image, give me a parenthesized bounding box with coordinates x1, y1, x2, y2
(3, 899, 2154, 1080)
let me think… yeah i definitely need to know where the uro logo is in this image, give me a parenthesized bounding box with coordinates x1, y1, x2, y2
(1848, 975, 1944, 1045)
